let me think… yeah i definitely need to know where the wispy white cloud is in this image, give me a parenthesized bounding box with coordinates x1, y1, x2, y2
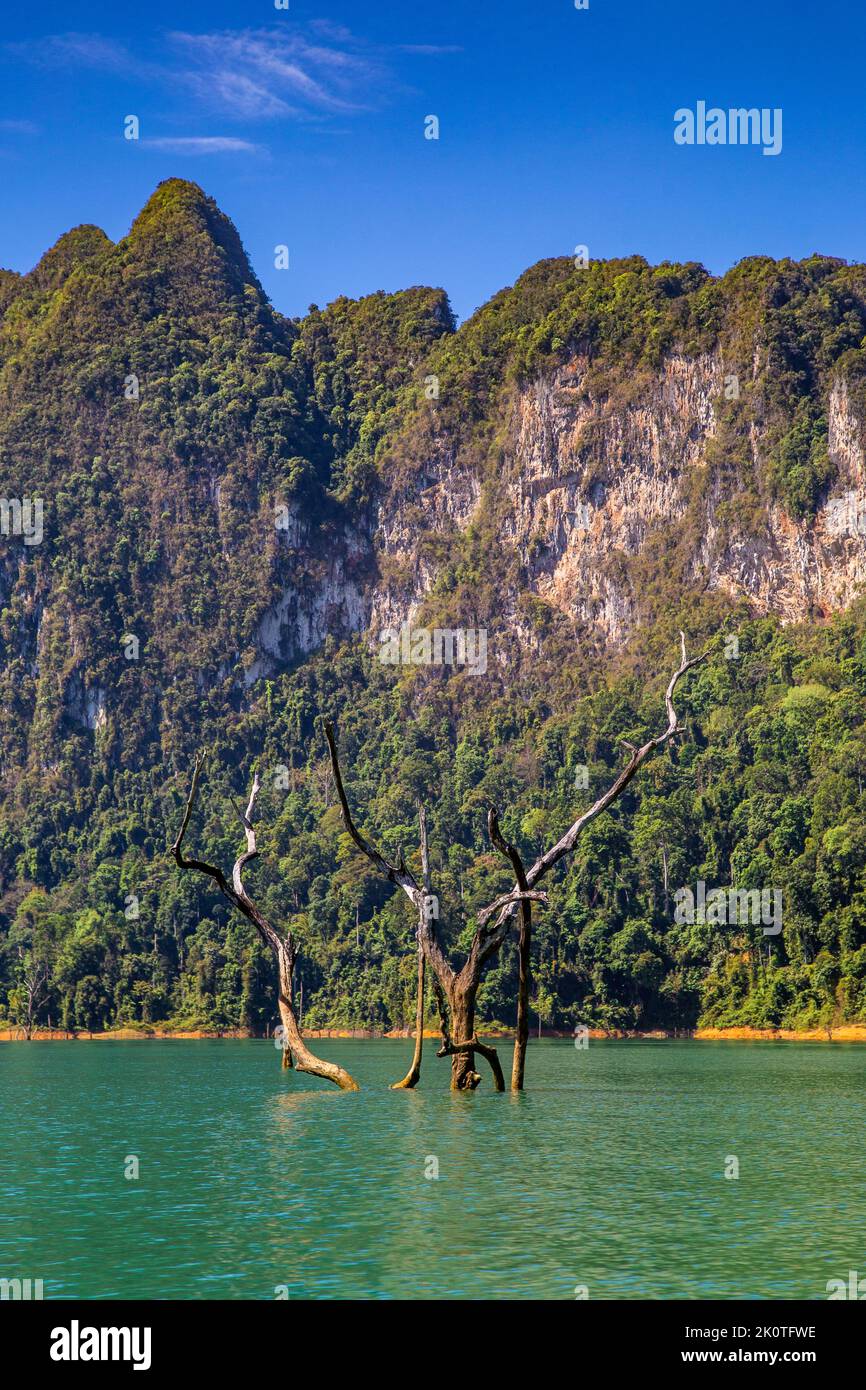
(0, 119, 39, 134)
(307, 20, 356, 43)
(167, 29, 385, 120)
(8, 24, 458, 130)
(7, 32, 133, 71)
(140, 136, 262, 156)
(191, 69, 297, 120)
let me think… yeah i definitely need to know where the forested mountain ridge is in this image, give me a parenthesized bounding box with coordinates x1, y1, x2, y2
(3, 178, 866, 1038)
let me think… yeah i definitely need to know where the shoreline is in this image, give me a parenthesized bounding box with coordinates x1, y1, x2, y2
(3, 1024, 866, 1043)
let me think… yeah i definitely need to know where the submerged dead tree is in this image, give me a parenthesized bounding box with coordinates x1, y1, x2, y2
(488, 809, 532, 1090)
(324, 721, 541, 1091)
(326, 634, 707, 1092)
(172, 754, 359, 1092)
(390, 806, 430, 1090)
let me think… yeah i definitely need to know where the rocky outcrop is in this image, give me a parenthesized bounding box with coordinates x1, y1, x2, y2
(366, 353, 866, 651)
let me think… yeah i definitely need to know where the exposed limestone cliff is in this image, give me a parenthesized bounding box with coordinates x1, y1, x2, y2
(367, 345, 866, 656)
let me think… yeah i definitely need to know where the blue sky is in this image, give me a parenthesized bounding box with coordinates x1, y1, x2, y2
(2, 0, 865, 323)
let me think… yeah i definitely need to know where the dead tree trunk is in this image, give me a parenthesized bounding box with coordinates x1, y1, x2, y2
(394, 943, 425, 1087)
(427, 975, 497, 1089)
(391, 807, 429, 1090)
(447, 976, 479, 1089)
(482, 631, 710, 1078)
(325, 724, 538, 1090)
(326, 723, 544, 1090)
(172, 755, 359, 1092)
(512, 901, 531, 1089)
(325, 633, 708, 1092)
(489, 809, 531, 1091)
(20, 962, 47, 1042)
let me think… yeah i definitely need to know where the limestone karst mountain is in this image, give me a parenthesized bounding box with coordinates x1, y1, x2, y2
(4, 180, 866, 759)
(3, 179, 866, 1036)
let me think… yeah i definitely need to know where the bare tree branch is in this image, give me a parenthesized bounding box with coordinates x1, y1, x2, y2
(325, 720, 454, 991)
(436, 1033, 504, 1091)
(523, 632, 709, 891)
(489, 808, 532, 1091)
(172, 757, 359, 1092)
(171, 752, 232, 895)
(475, 887, 548, 926)
(232, 770, 262, 906)
(479, 633, 711, 947)
(326, 634, 709, 1092)
(324, 722, 419, 902)
(431, 975, 451, 1050)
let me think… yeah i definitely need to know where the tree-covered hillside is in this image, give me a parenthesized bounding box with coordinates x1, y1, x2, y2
(6, 608, 866, 1036)
(3, 180, 866, 1036)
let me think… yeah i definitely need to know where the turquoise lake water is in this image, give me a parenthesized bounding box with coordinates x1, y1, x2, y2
(1, 1039, 864, 1299)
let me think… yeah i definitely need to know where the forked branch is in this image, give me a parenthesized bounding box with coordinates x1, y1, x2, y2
(325, 721, 453, 990)
(324, 632, 709, 1094)
(479, 632, 710, 947)
(436, 1033, 505, 1091)
(523, 631, 708, 891)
